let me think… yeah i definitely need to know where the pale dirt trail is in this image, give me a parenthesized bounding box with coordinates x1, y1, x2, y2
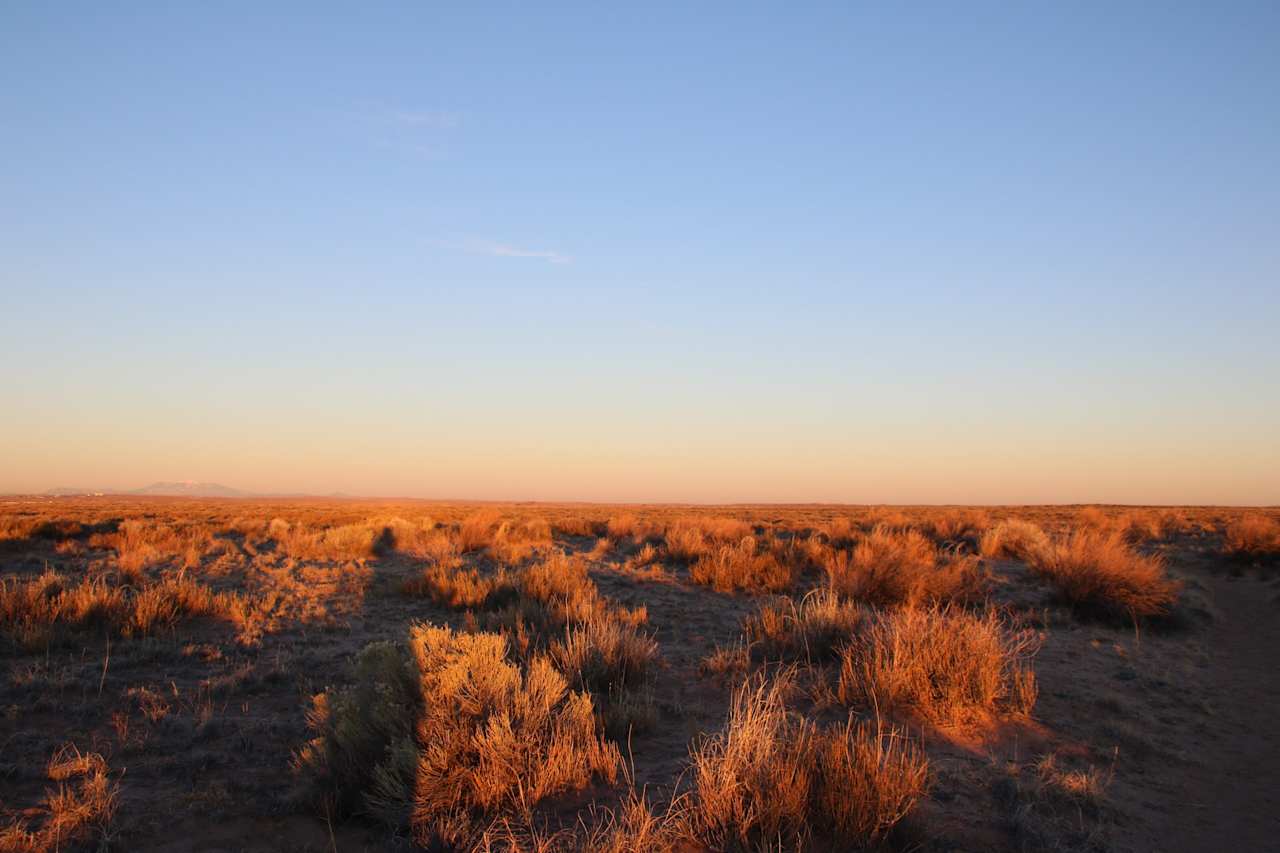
(1158, 567, 1280, 852)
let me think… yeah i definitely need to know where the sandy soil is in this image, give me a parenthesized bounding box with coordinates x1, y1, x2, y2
(1, 501, 1277, 852)
(1157, 564, 1280, 851)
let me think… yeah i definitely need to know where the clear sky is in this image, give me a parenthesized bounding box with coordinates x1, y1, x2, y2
(2, 2, 1277, 504)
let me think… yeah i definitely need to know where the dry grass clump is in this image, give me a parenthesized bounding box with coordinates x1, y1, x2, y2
(924, 508, 991, 546)
(488, 517, 554, 565)
(661, 516, 753, 565)
(278, 522, 378, 561)
(744, 589, 865, 662)
(679, 675, 927, 850)
(549, 612, 660, 693)
(993, 753, 1112, 851)
(825, 526, 986, 608)
(1030, 531, 1181, 621)
(0, 745, 119, 853)
(455, 508, 503, 552)
(606, 513, 652, 544)
(1223, 514, 1280, 560)
(690, 536, 796, 593)
(979, 519, 1051, 562)
(408, 624, 620, 847)
(837, 607, 1039, 724)
(582, 790, 682, 853)
(402, 563, 517, 610)
(0, 570, 239, 648)
(516, 551, 608, 625)
(553, 516, 608, 539)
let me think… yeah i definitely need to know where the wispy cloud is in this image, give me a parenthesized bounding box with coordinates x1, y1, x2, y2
(389, 109, 460, 129)
(440, 238, 573, 265)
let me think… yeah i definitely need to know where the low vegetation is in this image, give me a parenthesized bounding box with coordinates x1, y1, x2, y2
(825, 526, 987, 607)
(836, 606, 1039, 724)
(0, 746, 119, 853)
(1030, 531, 1181, 621)
(679, 675, 928, 850)
(0, 498, 1257, 850)
(1223, 513, 1280, 561)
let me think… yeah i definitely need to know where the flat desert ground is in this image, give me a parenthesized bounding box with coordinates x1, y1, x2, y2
(1, 499, 1278, 852)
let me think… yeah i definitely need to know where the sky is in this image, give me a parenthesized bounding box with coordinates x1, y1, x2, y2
(1, 2, 1277, 504)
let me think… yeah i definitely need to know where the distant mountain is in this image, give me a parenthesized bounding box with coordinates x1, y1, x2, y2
(129, 481, 249, 497)
(44, 481, 250, 498)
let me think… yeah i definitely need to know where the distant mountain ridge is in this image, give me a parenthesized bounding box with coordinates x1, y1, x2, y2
(45, 481, 250, 497)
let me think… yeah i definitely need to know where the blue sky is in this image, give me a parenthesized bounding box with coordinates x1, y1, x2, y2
(2, 2, 1277, 503)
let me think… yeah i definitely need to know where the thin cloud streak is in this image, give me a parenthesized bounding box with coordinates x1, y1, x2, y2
(441, 238, 573, 265)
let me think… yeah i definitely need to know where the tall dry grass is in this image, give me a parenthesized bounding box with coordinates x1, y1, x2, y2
(979, 519, 1051, 562)
(825, 526, 986, 607)
(836, 607, 1039, 724)
(679, 675, 927, 850)
(744, 589, 865, 662)
(1223, 514, 1280, 560)
(690, 536, 797, 593)
(0, 570, 240, 649)
(1031, 531, 1181, 621)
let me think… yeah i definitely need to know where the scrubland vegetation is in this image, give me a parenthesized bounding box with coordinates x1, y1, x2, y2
(0, 498, 1273, 850)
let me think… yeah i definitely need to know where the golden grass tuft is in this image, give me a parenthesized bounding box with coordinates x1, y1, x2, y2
(825, 526, 987, 608)
(1223, 513, 1280, 560)
(401, 562, 516, 610)
(408, 624, 620, 847)
(1031, 531, 1181, 620)
(744, 588, 865, 662)
(549, 612, 660, 693)
(0, 570, 242, 648)
(690, 536, 797, 593)
(979, 519, 1052, 562)
(837, 607, 1039, 724)
(679, 675, 927, 850)
(0, 745, 119, 853)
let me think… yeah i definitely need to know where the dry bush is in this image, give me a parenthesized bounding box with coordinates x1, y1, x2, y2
(744, 589, 865, 662)
(402, 563, 516, 610)
(458, 509, 504, 553)
(1223, 514, 1280, 560)
(516, 551, 607, 625)
(818, 516, 857, 547)
(128, 576, 233, 635)
(925, 508, 991, 546)
(408, 624, 620, 847)
(1031, 531, 1181, 621)
(292, 641, 420, 824)
(691, 536, 796, 593)
(606, 513, 645, 543)
(279, 522, 377, 561)
(679, 675, 926, 850)
(0, 570, 241, 649)
(663, 525, 710, 564)
(0, 745, 119, 852)
(663, 516, 753, 564)
(1075, 506, 1111, 532)
(549, 612, 659, 692)
(979, 519, 1051, 562)
(825, 527, 986, 608)
(488, 518, 555, 566)
(837, 607, 1039, 724)
(553, 516, 607, 539)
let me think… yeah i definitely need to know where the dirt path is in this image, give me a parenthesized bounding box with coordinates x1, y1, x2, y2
(1159, 567, 1280, 851)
